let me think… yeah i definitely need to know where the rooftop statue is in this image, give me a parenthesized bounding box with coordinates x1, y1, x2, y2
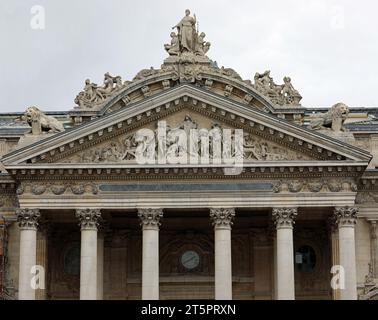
(165, 9, 211, 57)
(309, 102, 350, 132)
(254, 70, 302, 106)
(23, 106, 65, 135)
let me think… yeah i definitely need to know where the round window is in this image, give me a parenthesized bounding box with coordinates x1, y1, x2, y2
(295, 245, 316, 272)
(64, 245, 80, 276)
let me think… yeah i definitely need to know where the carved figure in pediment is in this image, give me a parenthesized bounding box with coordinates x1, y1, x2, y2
(123, 135, 138, 160)
(309, 102, 349, 132)
(243, 134, 261, 160)
(179, 114, 198, 134)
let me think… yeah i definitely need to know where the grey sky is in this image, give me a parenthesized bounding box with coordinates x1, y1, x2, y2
(1, 0, 377, 112)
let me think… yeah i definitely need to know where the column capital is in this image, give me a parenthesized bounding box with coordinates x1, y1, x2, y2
(138, 208, 163, 229)
(75, 209, 101, 230)
(16, 208, 40, 230)
(210, 208, 235, 229)
(272, 208, 297, 229)
(334, 207, 358, 227)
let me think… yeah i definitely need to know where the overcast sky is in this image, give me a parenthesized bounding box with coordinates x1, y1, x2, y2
(0, 0, 377, 112)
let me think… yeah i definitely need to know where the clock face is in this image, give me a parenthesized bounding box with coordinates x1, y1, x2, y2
(181, 250, 200, 270)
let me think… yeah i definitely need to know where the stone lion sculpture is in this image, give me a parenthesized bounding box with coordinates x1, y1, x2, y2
(23, 106, 65, 134)
(309, 102, 349, 132)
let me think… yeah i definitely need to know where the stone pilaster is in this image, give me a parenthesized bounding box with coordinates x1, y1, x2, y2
(334, 206, 358, 300)
(16, 208, 40, 300)
(210, 208, 235, 300)
(76, 209, 101, 300)
(272, 208, 297, 300)
(138, 209, 163, 300)
(369, 220, 378, 278)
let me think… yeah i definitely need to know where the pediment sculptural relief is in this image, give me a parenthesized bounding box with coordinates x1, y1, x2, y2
(61, 114, 310, 164)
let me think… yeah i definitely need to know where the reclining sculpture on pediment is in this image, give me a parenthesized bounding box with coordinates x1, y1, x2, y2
(74, 72, 123, 108)
(254, 70, 302, 106)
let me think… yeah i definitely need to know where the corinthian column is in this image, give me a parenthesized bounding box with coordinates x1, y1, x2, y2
(334, 207, 358, 300)
(138, 208, 163, 300)
(16, 208, 40, 300)
(210, 208, 235, 300)
(76, 209, 101, 300)
(272, 208, 297, 300)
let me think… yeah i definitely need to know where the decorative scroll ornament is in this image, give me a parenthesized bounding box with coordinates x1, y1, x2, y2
(309, 103, 350, 132)
(254, 70, 302, 106)
(75, 209, 102, 230)
(16, 208, 41, 230)
(210, 208, 235, 228)
(138, 209, 163, 228)
(334, 207, 358, 227)
(272, 208, 298, 228)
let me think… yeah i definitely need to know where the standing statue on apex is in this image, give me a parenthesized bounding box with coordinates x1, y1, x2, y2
(172, 9, 197, 52)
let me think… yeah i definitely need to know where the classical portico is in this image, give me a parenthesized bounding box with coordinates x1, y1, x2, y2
(1, 10, 376, 300)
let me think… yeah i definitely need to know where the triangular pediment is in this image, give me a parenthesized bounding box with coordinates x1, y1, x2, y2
(1, 84, 371, 169)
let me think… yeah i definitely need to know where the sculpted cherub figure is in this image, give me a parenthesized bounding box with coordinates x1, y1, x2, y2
(195, 32, 211, 56)
(164, 32, 180, 55)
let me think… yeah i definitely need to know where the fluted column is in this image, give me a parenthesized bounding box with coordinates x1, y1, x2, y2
(272, 208, 297, 300)
(138, 208, 163, 300)
(16, 208, 40, 300)
(334, 207, 358, 300)
(76, 209, 101, 300)
(210, 208, 235, 300)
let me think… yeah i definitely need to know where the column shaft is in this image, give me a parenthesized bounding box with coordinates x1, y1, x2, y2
(272, 208, 297, 300)
(334, 207, 358, 300)
(76, 209, 101, 300)
(138, 209, 163, 300)
(17, 209, 40, 300)
(210, 208, 235, 300)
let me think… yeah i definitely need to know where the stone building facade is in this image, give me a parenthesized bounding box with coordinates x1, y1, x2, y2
(1, 11, 378, 300)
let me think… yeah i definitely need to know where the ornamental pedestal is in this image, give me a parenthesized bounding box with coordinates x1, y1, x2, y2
(17, 208, 40, 300)
(272, 208, 297, 300)
(334, 207, 358, 300)
(76, 209, 101, 300)
(210, 208, 235, 300)
(138, 209, 163, 300)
